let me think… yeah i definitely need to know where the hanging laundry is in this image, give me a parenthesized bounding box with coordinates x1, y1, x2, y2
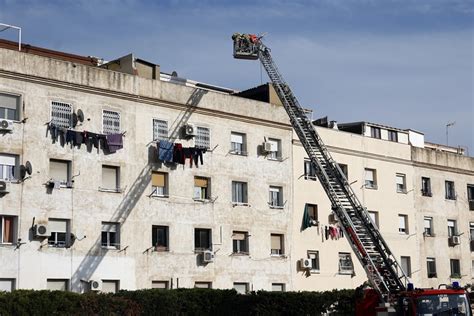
(183, 147, 194, 167)
(157, 140, 174, 162)
(321, 226, 324, 243)
(324, 226, 329, 240)
(193, 148, 206, 167)
(75, 131, 83, 146)
(339, 226, 344, 238)
(65, 130, 76, 146)
(301, 204, 312, 231)
(48, 123, 58, 142)
(106, 133, 123, 153)
(173, 143, 185, 164)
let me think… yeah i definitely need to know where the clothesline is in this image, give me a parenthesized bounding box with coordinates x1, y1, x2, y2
(156, 140, 207, 167)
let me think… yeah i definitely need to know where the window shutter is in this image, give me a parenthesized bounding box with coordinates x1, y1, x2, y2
(233, 232, 246, 241)
(269, 139, 278, 151)
(102, 223, 117, 233)
(396, 175, 404, 185)
(3, 217, 13, 242)
(271, 235, 281, 250)
(152, 172, 165, 187)
(0, 94, 18, 110)
(101, 281, 118, 293)
(50, 161, 68, 181)
(102, 166, 117, 189)
(365, 170, 374, 181)
(0, 279, 13, 292)
(399, 216, 406, 229)
(49, 219, 67, 233)
(231, 133, 243, 144)
(47, 280, 67, 291)
(0, 155, 16, 166)
(194, 177, 208, 188)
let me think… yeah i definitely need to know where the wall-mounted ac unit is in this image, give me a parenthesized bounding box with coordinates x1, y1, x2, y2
(34, 224, 50, 237)
(203, 250, 214, 263)
(0, 119, 13, 132)
(449, 235, 461, 246)
(184, 124, 196, 137)
(262, 142, 273, 152)
(0, 181, 9, 194)
(300, 258, 311, 269)
(89, 279, 102, 291)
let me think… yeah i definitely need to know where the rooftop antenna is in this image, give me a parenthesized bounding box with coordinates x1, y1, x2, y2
(0, 23, 21, 51)
(446, 121, 455, 146)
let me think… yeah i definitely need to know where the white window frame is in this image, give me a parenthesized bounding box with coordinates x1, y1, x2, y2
(195, 126, 210, 149)
(233, 282, 249, 294)
(308, 250, 320, 273)
(0, 215, 17, 244)
(0, 278, 15, 292)
(427, 257, 437, 278)
(270, 234, 284, 256)
(48, 218, 70, 248)
(232, 181, 248, 204)
(102, 110, 121, 135)
(153, 119, 168, 141)
(0, 92, 20, 121)
(232, 231, 249, 255)
(396, 173, 406, 193)
(338, 252, 354, 274)
(268, 186, 283, 208)
(0, 154, 17, 182)
(364, 168, 377, 189)
(424, 217, 433, 236)
(51, 101, 73, 128)
(230, 132, 247, 155)
(267, 138, 281, 160)
(101, 222, 120, 249)
(398, 214, 408, 234)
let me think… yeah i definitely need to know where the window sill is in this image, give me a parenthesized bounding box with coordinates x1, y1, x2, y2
(310, 270, 320, 274)
(229, 150, 248, 156)
(232, 202, 250, 207)
(338, 270, 354, 275)
(0, 242, 15, 247)
(193, 198, 210, 203)
(267, 157, 283, 162)
(304, 176, 317, 181)
(397, 190, 407, 194)
(270, 254, 286, 258)
(364, 185, 378, 190)
(421, 192, 432, 197)
(154, 248, 170, 252)
(101, 246, 120, 250)
(194, 249, 212, 253)
(231, 252, 249, 256)
(269, 205, 284, 209)
(445, 198, 457, 201)
(151, 194, 169, 198)
(98, 187, 123, 193)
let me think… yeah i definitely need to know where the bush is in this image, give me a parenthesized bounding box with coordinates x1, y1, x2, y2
(0, 288, 355, 315)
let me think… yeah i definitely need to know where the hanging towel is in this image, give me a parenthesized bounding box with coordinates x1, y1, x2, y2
(158, 140, 174, 162)
(301, 203, 312, 231)
(106, 133, 123, 153)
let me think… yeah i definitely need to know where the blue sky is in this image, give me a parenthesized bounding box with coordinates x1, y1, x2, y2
(1, 0, 473, 153)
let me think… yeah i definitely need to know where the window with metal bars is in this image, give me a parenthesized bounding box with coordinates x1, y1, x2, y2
(195, 127, 210, 149)
(102, 110, 120, 135)
(51, 101, 72, 128)
(153, 119, 168, 141)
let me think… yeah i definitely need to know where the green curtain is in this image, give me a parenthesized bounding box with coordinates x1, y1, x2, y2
(301, 203, 312, 231)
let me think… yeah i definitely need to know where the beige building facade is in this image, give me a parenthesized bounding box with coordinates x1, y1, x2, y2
(0, 42, 472, 293)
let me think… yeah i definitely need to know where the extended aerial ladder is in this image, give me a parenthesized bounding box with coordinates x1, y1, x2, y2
(232, 34, 410, 304)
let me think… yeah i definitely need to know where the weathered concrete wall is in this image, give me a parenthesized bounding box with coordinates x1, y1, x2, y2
(0, 48, 293, 292)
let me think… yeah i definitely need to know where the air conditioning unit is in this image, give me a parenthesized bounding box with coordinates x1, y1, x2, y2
(262, 142, 273, 152)
(184, 124, 196, 137)
(203, 250, 214, 263)
(89, 279, 102, 291)
(0, 119, 13, 132)
(0, 180, 9, 194)
(300, 258, 311, 269)
(449, 235, 461, 246)
(34, 224, 50, 237)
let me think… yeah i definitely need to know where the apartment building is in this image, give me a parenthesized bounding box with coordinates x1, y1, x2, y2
(0, 42, 293, 293)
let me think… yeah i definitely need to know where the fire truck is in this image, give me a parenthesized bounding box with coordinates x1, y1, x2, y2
(232, 33, 472, 316)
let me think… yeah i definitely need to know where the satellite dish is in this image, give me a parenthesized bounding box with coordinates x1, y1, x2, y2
(171, 71, 178, 77)
(25, 161, 33, 175)
(75, 230, 85, 241)
(77, 109, 84, 123)
(19, 165, 26, 180)
(72, 113, 78, 127)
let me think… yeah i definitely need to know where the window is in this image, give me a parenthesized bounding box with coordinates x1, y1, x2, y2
(152, 281, 169, 289)
(194, 177, 210, 200)
(370, 126, 381, 139)
(0, 278, 15, 292)
(151, 172, 168, 197)
(194, 282, 212, 289)
(424, 217, 433, 236)
(450, 259, 461, 278)
(195, 126, 210, 149)
(467, 184, 474, 210)
(0, 154, 16, 181)
(447, 220, 457, 237)
(427, 258, 437, 278)
(0, 92, 20, 121)
(398, 214, 408, 234)
(232, 231, 249, 254)
(152, 225, 169, 251)
(396, 173, 406, 193)
(445, 180, 456, 200)
(304, 159, 317, 180)
(307, 204, 318, 222)
(308, 251, 320, 272)
(47, 279, 69, 291)
(49, 159, 71, 186)
(0, 215, 16, 244)
(421, 177, 432, 196)
(102, 280, 119, 293)
(48, 219, 70, 248)
(364, 168, 377, 189)
(153, 119, 168, 141)
(368, 211, 379, 228)
(230, 132, 246, 155)
(400, 256, 411, 277)
(267, 138, 281, 160)
(101, 165, 120, 191)
(338, 163, 348, 179)
(195, 228, 212, 251)
(51, 101, 72, 128)
(271, 283, 285, 292)
(233, 282, 249, 294)
(470, 222, 474, 252)
(101, 222, 120, 249)
(102, 110, 120, 135)
(232, 181, 248, 204)
(388, 130, 398, 142)
(268, 186, 283, 208)
(338, 253, 353, 274)
(270, 234, 284, 256)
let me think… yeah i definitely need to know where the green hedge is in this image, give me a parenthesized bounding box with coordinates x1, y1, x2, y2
(0, 288, 356, 315)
